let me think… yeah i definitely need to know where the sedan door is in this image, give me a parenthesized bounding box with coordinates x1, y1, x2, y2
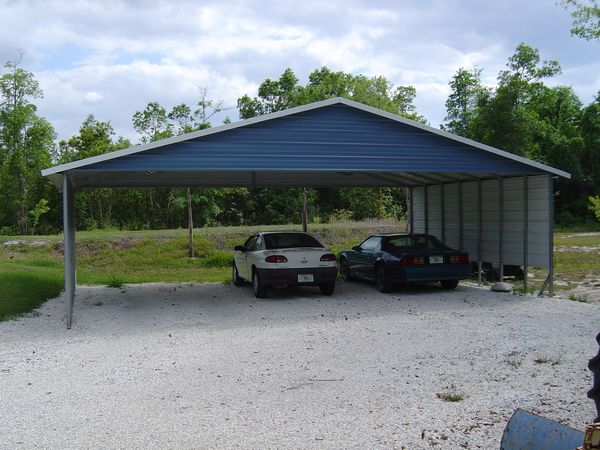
(353, 236, 381, 279)
(235, 235, 258, 280)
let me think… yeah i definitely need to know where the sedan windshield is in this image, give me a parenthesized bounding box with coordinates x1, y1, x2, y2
(383, 235, 446, 252)
(263, 233, 324, 250)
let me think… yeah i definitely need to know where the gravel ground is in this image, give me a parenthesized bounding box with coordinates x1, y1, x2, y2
(1, 281, 598, 449)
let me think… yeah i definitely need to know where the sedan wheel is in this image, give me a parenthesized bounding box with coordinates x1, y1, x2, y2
(232, 263, 244, 287)
(340, 259, 353, 282)
(441, 279, 459, 290)
(319, 282, 335, 296)
(375, 265, 391, 293)
(253, 270, 267, 298)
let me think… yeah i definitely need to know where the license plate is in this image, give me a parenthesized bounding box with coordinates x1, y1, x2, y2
(429, 255, 443, 264)
(298, 274, 314, 283)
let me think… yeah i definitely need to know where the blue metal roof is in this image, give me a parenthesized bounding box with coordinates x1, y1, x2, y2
(42, 98, 570, 189)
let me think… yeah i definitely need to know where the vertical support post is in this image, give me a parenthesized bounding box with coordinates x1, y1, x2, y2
(408, 187, 413, 234)
(523, 175, 529, 292)
(424, 185, 429, 234)
(477, 179, 482, 286)
(458, 181, 463, 250)
(548, 175, 554, 296)
(499, 177, 504, 280)
(63, 175, 76, 329)
(440, 184, 445, 243)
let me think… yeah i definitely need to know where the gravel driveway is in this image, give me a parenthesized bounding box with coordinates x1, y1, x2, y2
(1, 281, 598, 449)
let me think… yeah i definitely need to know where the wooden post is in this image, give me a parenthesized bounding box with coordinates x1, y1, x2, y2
(187, 188, 193, 258)
(302, 187, 308, 232)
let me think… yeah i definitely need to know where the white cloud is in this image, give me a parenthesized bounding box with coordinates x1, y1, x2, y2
(0, 0, 596, 142)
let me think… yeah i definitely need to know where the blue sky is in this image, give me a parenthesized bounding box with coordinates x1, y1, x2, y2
(1, 0, 598, 143)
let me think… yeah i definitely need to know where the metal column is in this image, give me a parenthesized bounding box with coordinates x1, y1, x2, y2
(499, 177, 504, 280)
(458, 181, 463, 250)
(63, 175, 76, 329)
(424, 186, 429, 234)
(440, 184, 445, 242)
(548, 175, 554, 296)
(477, 179, 482, 285)
(408, 187, 413, 234)
(523, 175, 528, 292)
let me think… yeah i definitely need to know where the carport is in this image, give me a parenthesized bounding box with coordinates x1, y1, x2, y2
(42, 97, 570, 328)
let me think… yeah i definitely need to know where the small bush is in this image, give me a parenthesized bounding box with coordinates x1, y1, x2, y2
(436, 391, 466, 402)
(201, 251, 233, 268)
(568, 293, 588, 303)
(107, 275, 125, 288)
(505, 352, 523, 368)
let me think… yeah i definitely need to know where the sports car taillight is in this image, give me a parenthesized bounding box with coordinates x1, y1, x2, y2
(320, 254, 336, 262)
(449, 255, 468, 264)
(401, 256, 425, 266)
(265, 255, 288, 263)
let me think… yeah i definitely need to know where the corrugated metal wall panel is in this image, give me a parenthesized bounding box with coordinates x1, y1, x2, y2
(427, 185, 442, 239)
(502, 177, 525, 266)
(480, 179, 500, 265)
(461, 181, 479, 261)
(528, 175, 550, 267)
(412, 187, 426, 233)
(443, 183, 460, 249)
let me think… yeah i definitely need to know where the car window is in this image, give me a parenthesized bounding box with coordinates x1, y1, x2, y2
(360, 236, 381, 252)
(263, 233, 324, 250)
(255, 236, 264, 251)
(244, 235, 258, 251)
(384, 235, 445, 251)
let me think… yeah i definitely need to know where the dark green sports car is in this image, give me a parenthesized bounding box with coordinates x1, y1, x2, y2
(338, 233, 470, 292)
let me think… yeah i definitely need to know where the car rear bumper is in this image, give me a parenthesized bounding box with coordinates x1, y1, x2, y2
(256, 267, 337, 287)
(388, 264, 471, 283)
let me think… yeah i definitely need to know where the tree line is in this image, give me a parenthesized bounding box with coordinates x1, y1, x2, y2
(0, 43, 599, 235)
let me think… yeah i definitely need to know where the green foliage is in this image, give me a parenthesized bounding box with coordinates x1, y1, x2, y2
(107, 275, 125, 288)
(589, 196, 600, 220)
(442, 43, 600, 224)
(561, 0, 600, 41)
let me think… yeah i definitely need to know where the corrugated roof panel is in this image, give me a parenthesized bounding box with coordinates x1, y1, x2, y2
(76, 104, 544, 176)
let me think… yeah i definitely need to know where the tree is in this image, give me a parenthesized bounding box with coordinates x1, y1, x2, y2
(561, 0, 600, 41)
(132, 101, 172, 143)
(0, 55, 56, 234)
(236, 67, 419, 225)
(442, 67, 485, 137)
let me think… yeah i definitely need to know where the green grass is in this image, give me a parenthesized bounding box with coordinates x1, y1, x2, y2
(2, 222, 597, 321)
(0, 219, 402, 320)
(0, 260, 63, 321)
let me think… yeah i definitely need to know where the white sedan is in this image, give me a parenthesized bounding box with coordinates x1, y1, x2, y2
(232, 231, 338, 298)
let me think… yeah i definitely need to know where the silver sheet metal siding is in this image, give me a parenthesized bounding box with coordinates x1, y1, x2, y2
(411, 175, 550, 269)
(70, 104, 543, 186)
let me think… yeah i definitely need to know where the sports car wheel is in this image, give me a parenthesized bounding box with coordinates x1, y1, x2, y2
(319, 282, 335, 296)
(375, 265, 391, 293)
(441, 279, 459, 290)
(232, 263, 244, 287)
(340, 259, 353, 282)
(253, 270, 267, 298)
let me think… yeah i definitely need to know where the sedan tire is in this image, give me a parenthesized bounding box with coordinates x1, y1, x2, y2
(253, 270, 267, 298)
(375, 265, 392, 293)
(232, 263, 244, 287)
(340, 258, 353, 282)
(441, 279, 459, 290)
(319, 282, 335, 296)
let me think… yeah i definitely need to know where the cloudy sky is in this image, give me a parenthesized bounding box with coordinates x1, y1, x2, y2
(1, 0, 598, 143)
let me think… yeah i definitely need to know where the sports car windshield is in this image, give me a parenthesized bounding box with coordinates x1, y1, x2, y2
(263, 233, 324, 250)
(383, 235, 446, 252)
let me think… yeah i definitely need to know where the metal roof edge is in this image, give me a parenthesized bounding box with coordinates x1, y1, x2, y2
(41, 96, 570, 180)
(41, 97, 345, 176)
(335, 97, 571, 179)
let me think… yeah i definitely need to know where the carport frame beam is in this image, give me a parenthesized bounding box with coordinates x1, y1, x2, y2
(63, 175, 76, 329)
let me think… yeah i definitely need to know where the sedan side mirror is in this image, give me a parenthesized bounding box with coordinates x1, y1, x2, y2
(352, 246, 362, 252)
(234, 245, 245, 252)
